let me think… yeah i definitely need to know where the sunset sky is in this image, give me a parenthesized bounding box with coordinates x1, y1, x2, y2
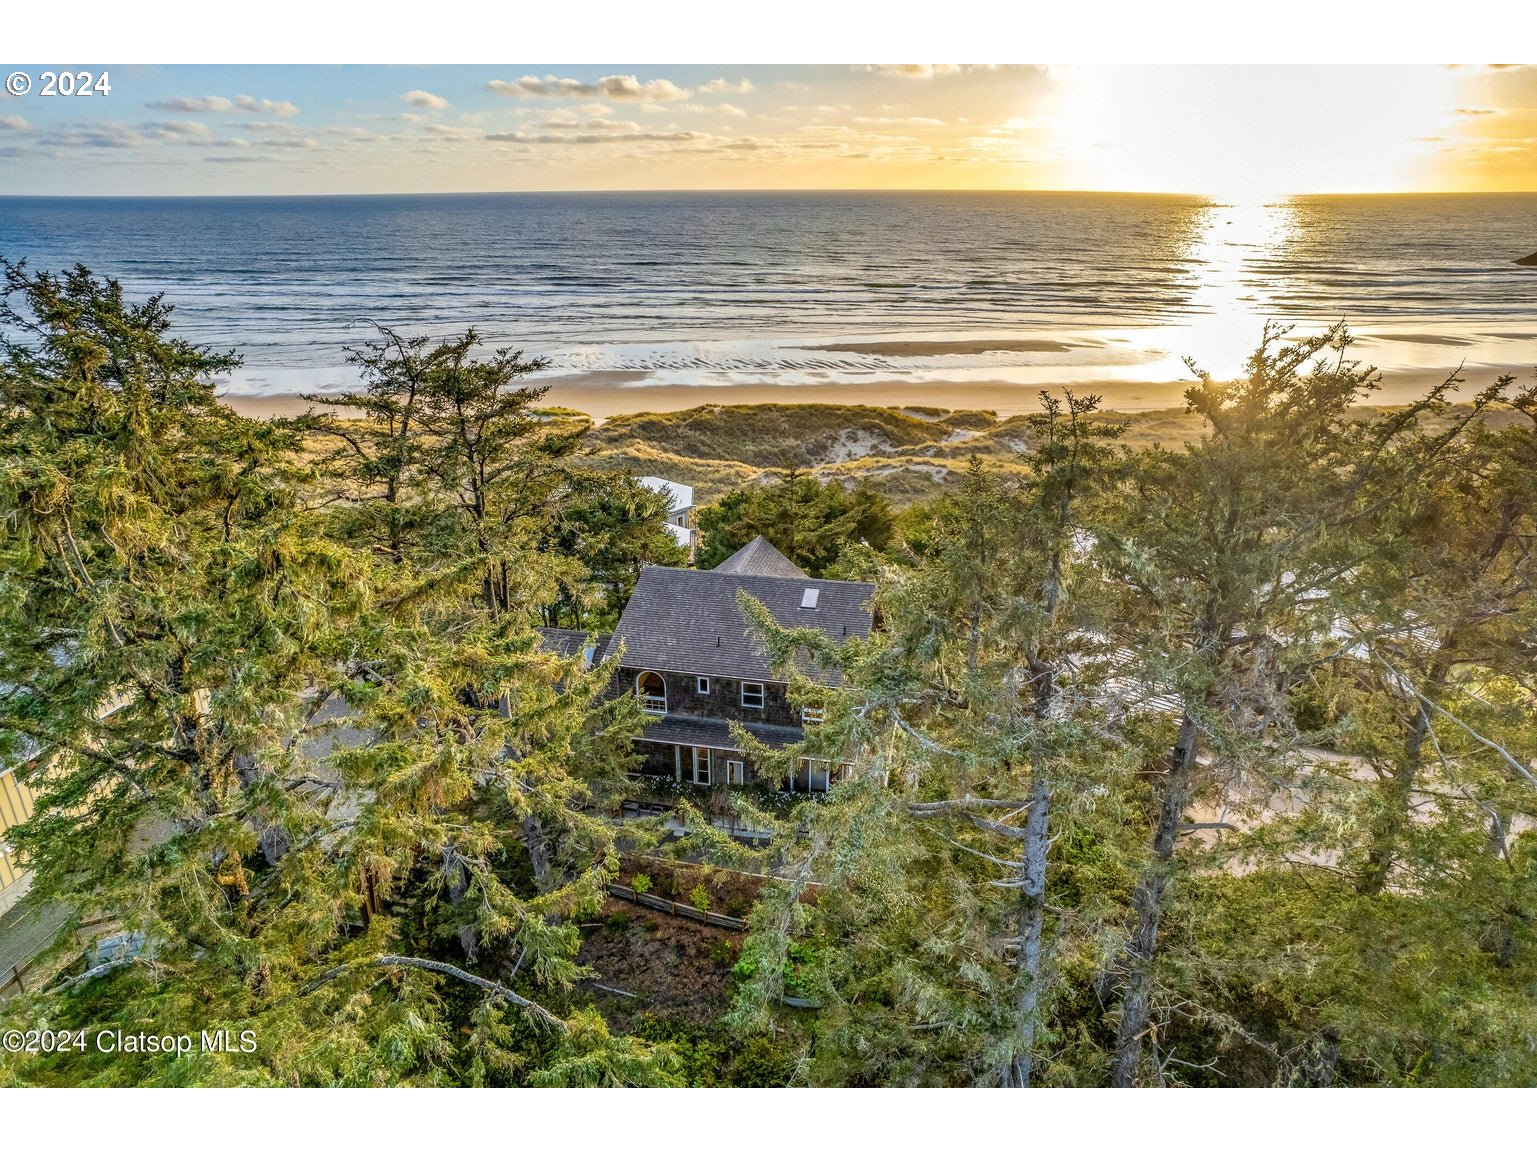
(2, 63, 1535, 197)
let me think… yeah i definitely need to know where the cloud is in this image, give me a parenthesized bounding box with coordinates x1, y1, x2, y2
(144, 120, 212, 137)
(147, 96, 234, 113)
(234, 95, 299, 117)
(147, 94, 299, 117)
(681, 102, 747, 116)
(401, 89, 449, 110)
(852, 64, 1033, 81)
(534, 117, 642, 131)
(240, 120, 305, 137)
(855, 64, 966, 80)
(36, 122, 149, 149)
(486, 74, 691, 102)
(486, 129, 710, 145)
(700, 77, 754, 95)
(852, 115, 945, 126)
(0, 113, 31, 132)
(36, 119, 293, 150)
(1455, 106, 1498, 115)
(425, 123, 482, 140)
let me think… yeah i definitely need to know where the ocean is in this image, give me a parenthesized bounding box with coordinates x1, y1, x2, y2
(1, 191, 1533, 410)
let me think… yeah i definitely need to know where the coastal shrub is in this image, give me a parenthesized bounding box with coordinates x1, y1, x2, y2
(709, 938, 737, 967)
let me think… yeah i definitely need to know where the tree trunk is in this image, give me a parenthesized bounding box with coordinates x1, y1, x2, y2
(1357, 668, 1441, 897)
(521, 813, 554, 885)
(1111, 710, 1199, 1087)
(1004, 771, 1052, 1087)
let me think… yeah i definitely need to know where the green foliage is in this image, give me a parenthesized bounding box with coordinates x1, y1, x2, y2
(0, 269, 671, 1086)
(538, 470, 690, 629)
(696, 470, 894, 575)
(4, 265, 1533, 1088)
(721, 334, 1537, 1087)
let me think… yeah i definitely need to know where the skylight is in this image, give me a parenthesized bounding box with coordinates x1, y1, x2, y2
(800, 587, 820, 610)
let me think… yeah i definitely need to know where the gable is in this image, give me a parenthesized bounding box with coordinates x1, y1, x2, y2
(606, 566, 874, 683)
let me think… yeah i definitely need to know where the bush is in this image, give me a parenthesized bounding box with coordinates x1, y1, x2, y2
(606, 910, 632, 931)
(631, 873, 652, 895)
(708, 937, 736, 967)
(722, 893, 752, 919)
(690, 884, 712, 914)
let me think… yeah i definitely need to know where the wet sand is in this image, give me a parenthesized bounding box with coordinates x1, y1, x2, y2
(222, 364, 1488, 424)
(792, 338, 1084, 356)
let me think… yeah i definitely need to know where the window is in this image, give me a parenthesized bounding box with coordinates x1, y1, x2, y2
(691, 747, 712, 786)
(786, 757, 833, 793)
(696, 676, 710, 695)
(801, 705, 824, 725)
(740, 681, 764, 709)
(725, 759, 746, 785)
(636, 671, 666, 714)
(800, 587, 820, 610)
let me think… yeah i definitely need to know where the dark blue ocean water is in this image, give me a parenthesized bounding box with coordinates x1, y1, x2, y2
(1, 191, 1533, 396)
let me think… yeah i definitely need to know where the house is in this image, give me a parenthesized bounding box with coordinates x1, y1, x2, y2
(543, 536, 875, 794)
(0, 764, 34, 913)
(638, 475, 697, 557)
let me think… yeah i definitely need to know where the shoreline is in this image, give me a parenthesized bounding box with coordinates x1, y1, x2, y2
(221, 364, 1505, 424)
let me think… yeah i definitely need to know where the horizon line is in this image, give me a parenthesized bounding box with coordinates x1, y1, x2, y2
(4, 187, 1537, 202)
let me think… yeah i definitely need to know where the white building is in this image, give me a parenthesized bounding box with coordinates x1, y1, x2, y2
(638, 475, 698, 557)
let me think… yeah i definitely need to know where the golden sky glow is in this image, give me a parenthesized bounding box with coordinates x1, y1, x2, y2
(1049, 65, 1462, 199)
(1, 64, 1534, 195)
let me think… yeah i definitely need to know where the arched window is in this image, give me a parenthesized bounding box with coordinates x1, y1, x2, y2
(636, 671, 667, 714)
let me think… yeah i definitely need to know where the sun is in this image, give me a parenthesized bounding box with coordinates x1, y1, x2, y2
(1048, 64, 1457, 199)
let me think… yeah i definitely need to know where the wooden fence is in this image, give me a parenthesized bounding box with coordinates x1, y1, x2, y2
(608, 884, 747, 932)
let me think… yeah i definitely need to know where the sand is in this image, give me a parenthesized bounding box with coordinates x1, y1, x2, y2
(792, 338, 1083, 357)
(221, 364, 1490, 424)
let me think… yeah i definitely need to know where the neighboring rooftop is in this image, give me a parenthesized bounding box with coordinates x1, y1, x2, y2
(536, 628, 612, 668)
(713, 535, 807, 580)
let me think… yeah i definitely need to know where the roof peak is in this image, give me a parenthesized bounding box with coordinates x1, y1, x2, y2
(714, 535, 807, 579)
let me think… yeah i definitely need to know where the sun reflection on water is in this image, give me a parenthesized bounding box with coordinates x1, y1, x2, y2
(1167, 197, 1303, 379)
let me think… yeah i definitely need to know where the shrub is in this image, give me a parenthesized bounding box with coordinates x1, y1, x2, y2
(690, 884, 712, 914)
(722, 893, 752, 919)
(708, 937, 736, 967)
(631, 873, 652, 895)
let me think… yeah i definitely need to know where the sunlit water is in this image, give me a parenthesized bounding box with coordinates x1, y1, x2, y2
(1, 191, 1532, 402)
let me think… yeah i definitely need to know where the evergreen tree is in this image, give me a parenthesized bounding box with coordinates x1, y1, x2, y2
(727, 395, 1132, 1086)
(0, 268, 673, 1086)
(695, 470, 894, 576)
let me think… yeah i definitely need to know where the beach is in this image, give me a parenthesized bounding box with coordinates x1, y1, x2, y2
(5, 191, 1533, 424)
(221, 361, 1515, 424)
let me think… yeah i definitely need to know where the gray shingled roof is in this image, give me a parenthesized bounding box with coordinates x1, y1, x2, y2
(605, 565, 874, 684)
(713, 535, 807, 579)
(637, 714, 805, 752)
(536, 628, 611, 665)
